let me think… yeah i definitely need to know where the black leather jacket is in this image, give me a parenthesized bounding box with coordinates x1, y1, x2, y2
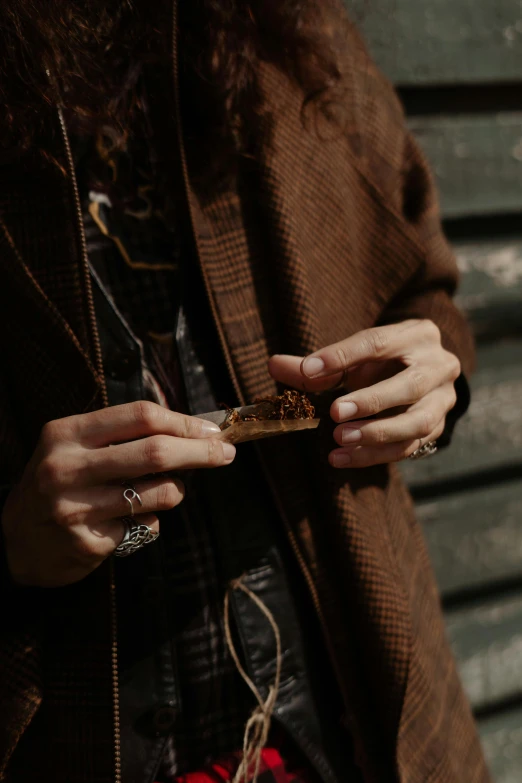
(92, 271, 363, 783)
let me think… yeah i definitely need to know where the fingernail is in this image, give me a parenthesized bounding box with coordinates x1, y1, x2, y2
(338, 402, 358, 420)
(332, 453, 352, 468)
(222, 442, 236, 462)
(200, 420, 222, 435)
(302, 357, 325, 377)
(342, 428, 362, 444)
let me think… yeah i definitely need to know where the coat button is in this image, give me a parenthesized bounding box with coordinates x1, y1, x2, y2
(105, 351, 140, 381)
(153, 705, 176, 736)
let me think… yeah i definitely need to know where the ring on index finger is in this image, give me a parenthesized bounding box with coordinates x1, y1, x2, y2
(123, 486, 143, 517)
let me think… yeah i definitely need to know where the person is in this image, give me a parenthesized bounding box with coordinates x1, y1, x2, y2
(0, 1, 490, 782)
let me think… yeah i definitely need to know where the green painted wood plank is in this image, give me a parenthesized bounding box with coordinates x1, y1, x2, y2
(456, 237, 522, 307)
(418, 481, 522, 595)
(349, 0, 522, 85)
(409, 114, 522, 219)
(446, 594, 522, 710)
(480, 707, 522, 783)
(455, 237, 522, 338)
(400, 338, 522, 486)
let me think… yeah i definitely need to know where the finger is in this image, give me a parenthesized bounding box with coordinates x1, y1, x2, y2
(301, 320, 434, 380)
(330, 362, 448, 423)
(59, 477, 186, 526)
(42, 401, 222, 449)
(330, 419, 446, 469)
(268, 355, 344, 392)
(82, 435, 236, 486)
(101, 513, 161, 554)
(334, 385, 455, 447)
(65, 512, 161, 563)
(343, 360, 402, 393)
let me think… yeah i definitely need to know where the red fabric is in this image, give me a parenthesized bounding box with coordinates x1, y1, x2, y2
(169, 748, 313, 783)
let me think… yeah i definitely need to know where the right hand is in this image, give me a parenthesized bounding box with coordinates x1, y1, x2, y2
(1, 401, 235, 588)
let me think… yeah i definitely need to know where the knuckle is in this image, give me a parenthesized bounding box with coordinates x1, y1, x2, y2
(133, 400, 160, 431)
(144, 436, 171, 471)
(206, 438, 224, 467)
(419, 411, 436, 438)
(448, 386, 458, 409)
(174, 480, 186, 502)
(157, 482, 180, 510)
(360, 329, 387, 359)
(40, 420, 59, 448)
(365, 392, 382, 416)
(40, 417, 74, 450)
(448, 353, 461, 381)
(50, 498, 76, 527)
(35, 456, 65, 492)
(422, 319, 441, 342)
(178, 414, 198, 439)
(335, 345, 350, 370)
(434, 419, 446, 439)
(409, 370, 428, 400)
(373, 424, 389, 445)
(368, 328, 389, 356)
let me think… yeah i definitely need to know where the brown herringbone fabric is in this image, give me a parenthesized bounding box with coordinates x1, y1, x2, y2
(0, 8, 489, 783)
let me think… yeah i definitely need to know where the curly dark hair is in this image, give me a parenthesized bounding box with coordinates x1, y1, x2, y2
(0, 0, 347, 173)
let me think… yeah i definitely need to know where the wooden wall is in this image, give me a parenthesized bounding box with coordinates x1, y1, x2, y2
(350, 2, 522, 780)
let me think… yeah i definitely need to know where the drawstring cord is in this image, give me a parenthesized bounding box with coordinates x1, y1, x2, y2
(224, 577, 283, 783)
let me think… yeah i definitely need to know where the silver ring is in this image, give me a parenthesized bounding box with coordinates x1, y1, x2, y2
(114, 517, 159, 558)
(123, 487, 143, 517)
(408, 440, 438, 461)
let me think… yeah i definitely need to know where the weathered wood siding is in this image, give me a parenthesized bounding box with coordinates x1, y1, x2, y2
(409, 115, 522, 218)
(352, 0, 522, 85)
(349, 2, 522, 780)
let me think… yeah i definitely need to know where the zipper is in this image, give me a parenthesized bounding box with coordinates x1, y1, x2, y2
(57, 108, 121, 783)
(56, 109, 110, 408)
(109, 560, 122, 783)
(170, 0, 332, 673)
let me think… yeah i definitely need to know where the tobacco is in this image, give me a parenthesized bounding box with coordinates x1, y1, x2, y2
(221, 390, 315, 430)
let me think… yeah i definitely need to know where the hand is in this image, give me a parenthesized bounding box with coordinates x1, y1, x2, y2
(1, 401, 235, 588)
(268, 319, 461, 469)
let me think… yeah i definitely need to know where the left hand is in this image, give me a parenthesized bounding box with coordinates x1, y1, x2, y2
(268, 319, 461, 468)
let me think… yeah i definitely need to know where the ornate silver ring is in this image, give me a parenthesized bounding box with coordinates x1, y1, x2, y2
(123, 486, 143, 517)
(408, 441, 438, 461)
(114, 517, 159, 558)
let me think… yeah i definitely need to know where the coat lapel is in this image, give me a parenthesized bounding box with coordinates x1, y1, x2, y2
(188, 188, 279, 405)
(187, 68, 421, 772)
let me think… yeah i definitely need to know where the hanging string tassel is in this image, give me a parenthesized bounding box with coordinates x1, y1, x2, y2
(224, 577, 283, 783)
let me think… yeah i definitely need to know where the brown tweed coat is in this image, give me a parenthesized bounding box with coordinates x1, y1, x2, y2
(0, 8, 490, 783)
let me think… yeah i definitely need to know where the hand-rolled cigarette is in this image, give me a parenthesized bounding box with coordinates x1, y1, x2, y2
(217, 418, 320, 444)
(196, 390, 320, 444)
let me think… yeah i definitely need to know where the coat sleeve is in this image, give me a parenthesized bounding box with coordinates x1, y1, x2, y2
(381, 130, 475, 373)
(378, 130, 475, 444)
(339, 13, 476, 386)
